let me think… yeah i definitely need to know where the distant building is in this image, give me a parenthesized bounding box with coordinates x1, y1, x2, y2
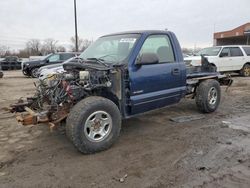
(214, 23, 250, 46)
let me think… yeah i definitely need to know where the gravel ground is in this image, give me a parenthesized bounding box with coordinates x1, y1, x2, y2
(0, 71, 250, 188)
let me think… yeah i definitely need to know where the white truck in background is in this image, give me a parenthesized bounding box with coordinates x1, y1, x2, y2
(184, 46, 250, 77)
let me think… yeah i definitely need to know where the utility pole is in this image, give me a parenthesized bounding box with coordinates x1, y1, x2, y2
(74, 0, 78, 52)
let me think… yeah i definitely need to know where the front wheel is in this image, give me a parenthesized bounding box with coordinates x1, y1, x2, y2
(31, 68, 39, 78)
(195, 79, 221, 113)
(66, 96, 121, 154)
(22, 70, 28, 76)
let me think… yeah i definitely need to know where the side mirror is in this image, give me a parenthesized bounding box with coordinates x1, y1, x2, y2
(136, 53, 159, 65)
(46, 59, 49, 63)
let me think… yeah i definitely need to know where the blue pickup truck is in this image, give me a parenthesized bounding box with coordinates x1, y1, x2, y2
(11, 30, 231, 154)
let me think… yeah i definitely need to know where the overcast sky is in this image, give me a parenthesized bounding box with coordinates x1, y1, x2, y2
(0, 0, 249, 50)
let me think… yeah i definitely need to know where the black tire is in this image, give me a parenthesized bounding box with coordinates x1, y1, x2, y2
(31, 68, 39, 78)
(66, 96, 121, 154)
(195, 79, 221, 113)
(22, 70, 28, 76)
(1, 66, 8, 71)
(240, 64, 250, 77)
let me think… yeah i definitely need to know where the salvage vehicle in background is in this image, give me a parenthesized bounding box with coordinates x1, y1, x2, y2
(22, 52, 79, 78)
(184, 45, 250, 76)
(38, 63, 64, 80)
(0, 56, 22, 70)
(11, 30, 232, 154)
(0, 66, 3, 78)
(36, 57, 81, 80)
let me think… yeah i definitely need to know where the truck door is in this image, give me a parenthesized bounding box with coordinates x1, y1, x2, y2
(129, 34, 186, 115)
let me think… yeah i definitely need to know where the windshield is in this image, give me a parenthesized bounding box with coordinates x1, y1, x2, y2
(43, 53, 53, 60)
(197, 47, 221, 56)
(79, 34, 140, 63)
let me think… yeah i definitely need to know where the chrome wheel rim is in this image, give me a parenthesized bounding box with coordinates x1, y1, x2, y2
(84, 111, 112, 142)
(208, 87, 217, 105)
(244, 66, 250, 76)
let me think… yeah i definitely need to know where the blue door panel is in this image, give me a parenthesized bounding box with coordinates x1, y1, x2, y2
(129, 63, 183, 93)
(129, 62, 184, 115)
(130, 86, 185, 114)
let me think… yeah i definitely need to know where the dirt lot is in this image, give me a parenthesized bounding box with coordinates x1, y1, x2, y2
(0, 71, 250, 188)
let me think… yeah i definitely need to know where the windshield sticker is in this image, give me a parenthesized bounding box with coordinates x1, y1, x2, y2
(120, 38, 136, 43)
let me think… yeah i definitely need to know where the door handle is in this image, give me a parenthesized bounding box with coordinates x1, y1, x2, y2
(172, 68, 180, 75)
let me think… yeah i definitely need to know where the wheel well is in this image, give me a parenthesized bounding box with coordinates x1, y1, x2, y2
(210, 63, 216, 67)
(241, 62, 250, 70)
(208, 63, 217, 72)
(98, 90, 120, 109)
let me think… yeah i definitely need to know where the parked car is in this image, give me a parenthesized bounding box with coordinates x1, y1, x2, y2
(38, 63, 64, 80)
(0, 56, 22, 70)
(11, 30, 231, 154)
(37, 57, 85, 80)
(182, 53, 190, 58)
(184, 46, 250, 76)
(22, 52, 79, 78)
(0, 66, 3, 78)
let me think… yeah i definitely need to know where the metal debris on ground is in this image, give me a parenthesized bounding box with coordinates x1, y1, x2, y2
(220, 121, 231, 128)
(0, 172, 6, 176)
(113, 174, 128, 183)
(170, 114, 205, 123)
(197, 166, 210, 171)
(119, 174, 128, 183)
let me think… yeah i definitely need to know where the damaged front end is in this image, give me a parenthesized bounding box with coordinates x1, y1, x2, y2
(10, 60, 116, 129)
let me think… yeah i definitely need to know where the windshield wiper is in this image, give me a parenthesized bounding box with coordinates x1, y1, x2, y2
(98, 54, 118, 60)
(86, 58, 110, 67)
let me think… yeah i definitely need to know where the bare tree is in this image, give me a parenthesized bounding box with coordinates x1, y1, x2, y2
(26, 39, 42, 55)
(70, 36, 92, 52)
(81, 39, 92, 51)
(56, 45, 66, 52)
(41, 38, 58, 54)
(70, 36, 83, 52)
(0, 45, 10, 57)
(18, 49, 30, 58)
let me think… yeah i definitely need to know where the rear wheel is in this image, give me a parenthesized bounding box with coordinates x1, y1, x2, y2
(66, 96, 121, 154)
(195, 79, 221, 113)
(240, 64, 250, 77)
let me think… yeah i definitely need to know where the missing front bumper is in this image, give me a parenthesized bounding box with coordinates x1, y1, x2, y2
(15, 107, 49, 125)
(10, 99, 70, 130)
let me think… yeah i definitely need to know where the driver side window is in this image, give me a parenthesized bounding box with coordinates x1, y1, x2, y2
(139, 35, 175, 63)
(48, 54, 60, 62)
